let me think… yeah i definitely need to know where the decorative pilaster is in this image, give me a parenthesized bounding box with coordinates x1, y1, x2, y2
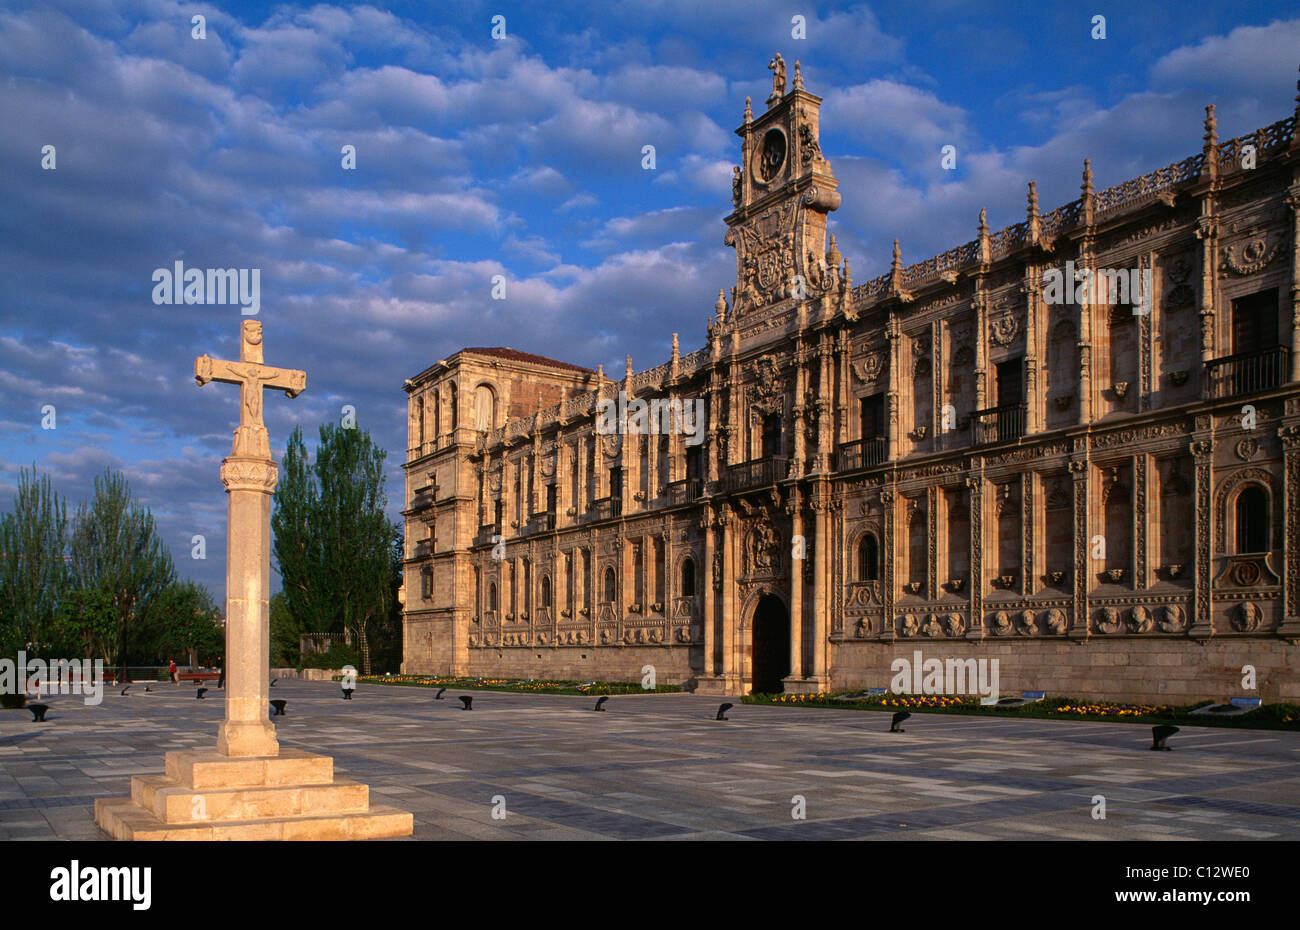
(965, 470, 985, 642)
(1078, 159, 1095, 426)
(1134, 452, 1148, 590)
(1069, 451, 1090, 641)
(1190, 433, 1215, 640)
(1276, 419, 1300, 641)
(810, 486, 829, 685)
(786, 492, 805, 681)
(879, 487, 897, 642)
(1022, 471, 1034, 598)
(927, 484, 939, 601)
(1286, 185, 1300, 381)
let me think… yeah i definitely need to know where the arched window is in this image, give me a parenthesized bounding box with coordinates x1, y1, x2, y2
(540, 575, 552, 609)
(448, 382, 458, 430)
(858, 534, 879, 581)
(603, 566, 617, 603)
(488, 582, 498, 612)
(1236, 486, 1269, 553)
(681, 557, 696, 597)
(474, 384, 495, 433)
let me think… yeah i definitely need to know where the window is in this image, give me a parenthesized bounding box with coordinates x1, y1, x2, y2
(448, 383, 458, 430)
(540, 575, 552, 609)
(681, 557, 696, 597)
(493, 500, 503, 534)
(861, 394, 885, 440)
(603, 566, 617, 603)
(761, 413, 782, 458)
(1231, 289, 1278, 355)
(417, 397, 425, 446)
(686, 446, 703, 481)
(1236, 486, 1270, 553)
(420, 566, 432, 600)
(488, 582, 498, 612)
(857, 535, 879, 581)
(546, 484, 557, 515)
(609, 467, 623, 500)
(473, 384, 496, 432)
(995, 359, 1023, 407)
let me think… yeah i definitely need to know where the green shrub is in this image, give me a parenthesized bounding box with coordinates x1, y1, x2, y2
(300, 643, 362, 670)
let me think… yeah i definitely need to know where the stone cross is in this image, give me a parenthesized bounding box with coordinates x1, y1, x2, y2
(195, 320, 305, 758)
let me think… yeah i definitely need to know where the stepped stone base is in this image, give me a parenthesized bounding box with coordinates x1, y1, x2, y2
(94, 749, 413, 841)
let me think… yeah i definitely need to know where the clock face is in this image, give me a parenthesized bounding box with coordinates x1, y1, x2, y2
(757, 128, 786, 182)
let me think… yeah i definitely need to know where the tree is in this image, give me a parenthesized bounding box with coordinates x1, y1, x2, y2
(272, 424, 399, 675)
(0, 466, 70, 654)
(139, 580, 223, 667)
(69, 470, 175, 674)
(53, 587, 116, 661)
(269, 590, 303, 668)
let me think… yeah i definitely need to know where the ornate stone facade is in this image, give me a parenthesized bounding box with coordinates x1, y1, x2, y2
(401, 62, 1300, 703)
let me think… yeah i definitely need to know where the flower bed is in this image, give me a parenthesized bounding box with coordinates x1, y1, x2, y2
(741, 691, 1300, 730)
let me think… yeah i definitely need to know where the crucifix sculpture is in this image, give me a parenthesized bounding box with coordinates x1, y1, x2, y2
(195, 320, 305, 757)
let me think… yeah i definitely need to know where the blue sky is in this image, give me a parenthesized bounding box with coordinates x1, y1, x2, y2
(2, 0, 1298, 603)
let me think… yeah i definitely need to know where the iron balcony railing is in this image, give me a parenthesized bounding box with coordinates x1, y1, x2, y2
(665, 478, 704, 505)
(837, 437, 887, 471)
(726, 456, 788, 491)
(1207, 346, 1291, 399)
(972, 403, 1026, 446)
(591, 496, 622, 521)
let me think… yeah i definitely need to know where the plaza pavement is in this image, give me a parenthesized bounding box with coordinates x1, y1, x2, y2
(1, 680, 1297, 841)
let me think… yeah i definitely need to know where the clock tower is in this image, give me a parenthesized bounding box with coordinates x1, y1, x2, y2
(723, 54, 842, 322)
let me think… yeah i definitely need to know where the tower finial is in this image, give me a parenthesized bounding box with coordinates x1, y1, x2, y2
(891, 239, 901, 271)
(625, 354, 633, 379)
(1027, 181, 1039, 219)
(671, 333, 679, 361)
(793, 60, 803, 90)
(1081, 158, 1094, 197)
(743, 96, 752, 124)
(715, 288, 727, 321)
(826, 233, 841, 269)
(1204, 103, 1217, 148)
(978, 207, 987, 235)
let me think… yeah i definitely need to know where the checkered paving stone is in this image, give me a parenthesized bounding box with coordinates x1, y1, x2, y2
(0, 681, 1297, 840)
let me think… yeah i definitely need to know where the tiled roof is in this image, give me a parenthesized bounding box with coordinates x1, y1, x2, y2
(459, 347, 593, 373)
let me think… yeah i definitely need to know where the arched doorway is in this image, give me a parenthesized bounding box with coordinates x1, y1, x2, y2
(750, 594, 790, 694)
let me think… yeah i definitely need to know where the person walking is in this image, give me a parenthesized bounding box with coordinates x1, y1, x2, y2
(168, 659, 178, 685)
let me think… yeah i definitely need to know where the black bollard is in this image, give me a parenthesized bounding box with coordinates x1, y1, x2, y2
(29, 704, 49, 722)
(459, 695, 473, 711)
(270, 700, 287, 716)
(196, 688, 208, 699)
(1150, 724, 1179, 751)
(120, 686, 130, 696)
(342, 688, 354, 700)
(890, 711, 911, 733)
(716, 703, 733, 721)
(594, 696, 609, 712)
(435, 687, 446, 700)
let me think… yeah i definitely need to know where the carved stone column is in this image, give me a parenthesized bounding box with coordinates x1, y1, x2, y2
(1287, 185, 1300, 381)
(1134, 452, 1149, 590)
(785, 492, 805, 681)
(965, 471, 985, 642)
(1022, 471, 1034, 598)
(1279, 418, 1300, 641)
(887, 319, 902, 461)
(1190, 432, 1215, 640)
(720, 506, 739, 690)
(1068, 452, 1090, 641)
(878, 487, 898, 642)
(702, 506, 716, 677)
(810, 489, 829, 685)
(927, 484, 939, 601)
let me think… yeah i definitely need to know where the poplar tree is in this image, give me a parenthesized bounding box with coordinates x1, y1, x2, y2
(272, 424, 399, 675)
(69, 470, 175, 673)
(0, 467, 70, 653)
